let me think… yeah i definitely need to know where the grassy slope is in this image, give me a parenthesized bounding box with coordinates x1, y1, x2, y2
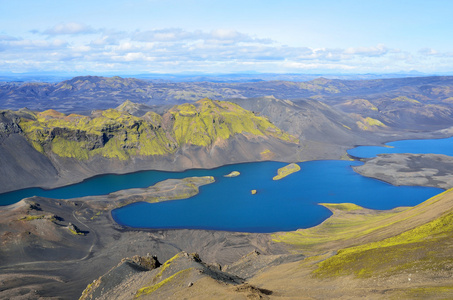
(170, 99, 297, 147)
(272, 203, 408, 253)
(274, 189, 453, 252)
(314, 191, 453, 279)
(267, 188, 453, 298)
(18, 99, 297, 161)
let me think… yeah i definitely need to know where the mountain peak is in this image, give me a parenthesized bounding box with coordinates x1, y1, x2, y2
(311, 77, 333, 85)
(116, 99, 137, 111)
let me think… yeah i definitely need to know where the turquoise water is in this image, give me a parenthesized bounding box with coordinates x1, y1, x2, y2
(110, 160, 441, 232)
(0, 166, 248, 206)
(3, 135, 452, 232)
(348, 136, 453, 158)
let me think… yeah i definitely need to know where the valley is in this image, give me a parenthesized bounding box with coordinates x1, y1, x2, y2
(1, 75, 453, 299)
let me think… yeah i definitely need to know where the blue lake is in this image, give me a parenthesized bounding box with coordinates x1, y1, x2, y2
(110, 160, 441, 232)
(2, 136, 451, 232)
(348, 136, 453, 158)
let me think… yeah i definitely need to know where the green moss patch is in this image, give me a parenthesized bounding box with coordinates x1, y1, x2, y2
(19, 214, 57, 222)
(171, 99, 297, 147)
(224, 171, 240, 177)
(20, 108, 176, 160)
(135, 269, 190, 298)
(392, 96, 421, 104)
(321, 203, 363, 212)
(273, 163, 301, 180)
(403, 286, 453, 299)
(272, 203, 404, 250)
(19, 99, 297, 161)
(313, 210, 453, 278)
(155, 253, 181, 279)
(19, 215, 45, 221)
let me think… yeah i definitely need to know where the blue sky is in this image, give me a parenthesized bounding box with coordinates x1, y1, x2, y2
(1, 0, 452, 75)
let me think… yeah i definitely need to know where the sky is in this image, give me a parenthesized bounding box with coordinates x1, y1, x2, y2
(1, 0, 453, 75)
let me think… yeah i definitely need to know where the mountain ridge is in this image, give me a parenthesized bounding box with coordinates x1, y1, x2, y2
(3, 75, 453, 115)
(0, 99, 300, 194)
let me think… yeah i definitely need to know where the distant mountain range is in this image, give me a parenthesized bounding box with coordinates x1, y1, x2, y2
(0, 71, 441, 83)
(2, 75, 453, 116)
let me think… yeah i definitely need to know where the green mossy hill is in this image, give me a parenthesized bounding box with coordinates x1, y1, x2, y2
(314, 209, 453, 279)
(313, 189, 453, 280)
(342, 99, 378, 111)
(297, 78, 342, 94)
(353, 115, 386, 131)
(170, 98, 298, 147)
(392, 96, 421, 104)
(19, 99, 297, 161)
(273, 163, 301, 180)
(116, 99, 141, 113)
(20, 108, 176, 160)
(272, 203, 407, 252)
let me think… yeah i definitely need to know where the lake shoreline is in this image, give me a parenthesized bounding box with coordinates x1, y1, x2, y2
(3, 125, 453, 196)
(0, 184, 289, 299)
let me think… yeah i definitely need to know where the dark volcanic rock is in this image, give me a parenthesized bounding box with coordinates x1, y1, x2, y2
(354, 153, 453, 189)
(0, 188, 288, 299)
(80, 255, 161, 300)
(0, 133, 59, 193)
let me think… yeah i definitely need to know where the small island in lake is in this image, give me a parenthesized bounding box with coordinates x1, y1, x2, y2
(273, 163, 301, 180)
(224, 171, 241, 177)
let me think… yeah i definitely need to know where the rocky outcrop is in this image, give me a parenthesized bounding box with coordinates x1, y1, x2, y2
(0, 111, 23, 140)
(79, 252, 276, 300)
(80, 254, 161, 300)
(79, 249, 305, 299)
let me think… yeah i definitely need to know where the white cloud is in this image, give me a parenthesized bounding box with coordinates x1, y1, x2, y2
(132, 28, 273, 45)
(344, 44, 388, 56)
(1, 26, 451, 74)
(210, 29, 239, 39)
(5, 38, 68, 50)
(419, 48, 438, 55)
(116, 52, 154, 62)
(72, 45, 92, 52)
(43, 22, 96, 35)
(0, 35, 18, 41)
(283, 61, 357, 71)
(133, 28, 195, 42)
(419, 48, 453, 58)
